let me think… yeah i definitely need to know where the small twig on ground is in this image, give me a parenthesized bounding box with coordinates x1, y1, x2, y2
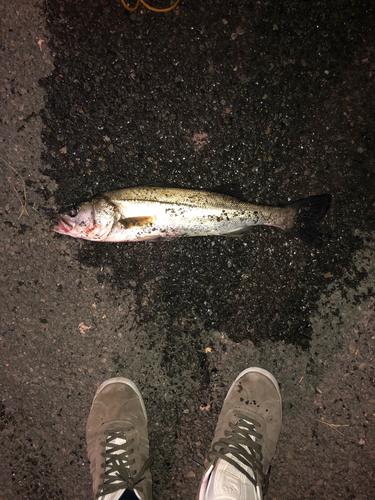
(316, 419, 349, 436)
(0, 155, 28, 219)
(189, 457, 204, 467)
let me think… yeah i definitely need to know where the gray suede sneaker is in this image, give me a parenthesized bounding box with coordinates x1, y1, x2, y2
(198, 368, 282, 500)
(86, 377, 152, 500)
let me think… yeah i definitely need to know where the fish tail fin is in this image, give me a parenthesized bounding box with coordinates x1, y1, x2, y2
(287, 194, 331, 246)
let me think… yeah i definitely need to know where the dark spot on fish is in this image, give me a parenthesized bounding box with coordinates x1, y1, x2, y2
(166, 207, 177, 216)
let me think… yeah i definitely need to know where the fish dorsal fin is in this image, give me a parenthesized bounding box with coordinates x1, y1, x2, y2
(209, 184, 246, 200)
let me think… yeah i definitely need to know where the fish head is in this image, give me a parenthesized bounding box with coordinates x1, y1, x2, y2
(50, 197, 117, 241)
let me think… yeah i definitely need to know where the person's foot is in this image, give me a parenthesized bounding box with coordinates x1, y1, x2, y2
(198, 368, 282, 500)
(86, 377, 152, 500)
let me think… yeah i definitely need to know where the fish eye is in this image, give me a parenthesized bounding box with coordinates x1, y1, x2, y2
(68, 207, 79, 217)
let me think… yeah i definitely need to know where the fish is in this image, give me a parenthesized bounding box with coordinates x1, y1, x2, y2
(50, 186, 331, 245)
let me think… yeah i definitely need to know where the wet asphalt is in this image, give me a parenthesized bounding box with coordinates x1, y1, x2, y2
(42, 0, 374, 346)
(1, 0, 375, 498)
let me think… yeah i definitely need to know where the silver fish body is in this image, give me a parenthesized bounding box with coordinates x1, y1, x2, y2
(50, 186, 330, 245)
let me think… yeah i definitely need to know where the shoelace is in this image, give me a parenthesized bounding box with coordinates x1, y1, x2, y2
(96, 429, 153, 498)
(207, 411, 265, 489)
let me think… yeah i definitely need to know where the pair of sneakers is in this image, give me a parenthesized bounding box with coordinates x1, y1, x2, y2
(86, 368, 282, 500)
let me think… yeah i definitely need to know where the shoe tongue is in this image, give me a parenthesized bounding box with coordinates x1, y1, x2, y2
(102, 488, 127, 500)
(204, 457, 260, 500)
(105, 434, 127, 472)
(102, 436, 128, 500)
(102, 490, 142, 500)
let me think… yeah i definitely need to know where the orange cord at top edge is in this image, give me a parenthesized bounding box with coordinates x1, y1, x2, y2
(121, 0, 180, 13)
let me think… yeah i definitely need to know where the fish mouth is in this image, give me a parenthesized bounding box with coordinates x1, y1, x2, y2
(50, 214, 74, 233)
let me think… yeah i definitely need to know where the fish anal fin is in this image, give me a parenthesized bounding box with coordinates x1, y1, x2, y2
(119, 216, 156, 229)
(222, 226, 253, 237)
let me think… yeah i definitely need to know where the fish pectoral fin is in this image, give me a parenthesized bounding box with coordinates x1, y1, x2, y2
(118, 216, 156, 229)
